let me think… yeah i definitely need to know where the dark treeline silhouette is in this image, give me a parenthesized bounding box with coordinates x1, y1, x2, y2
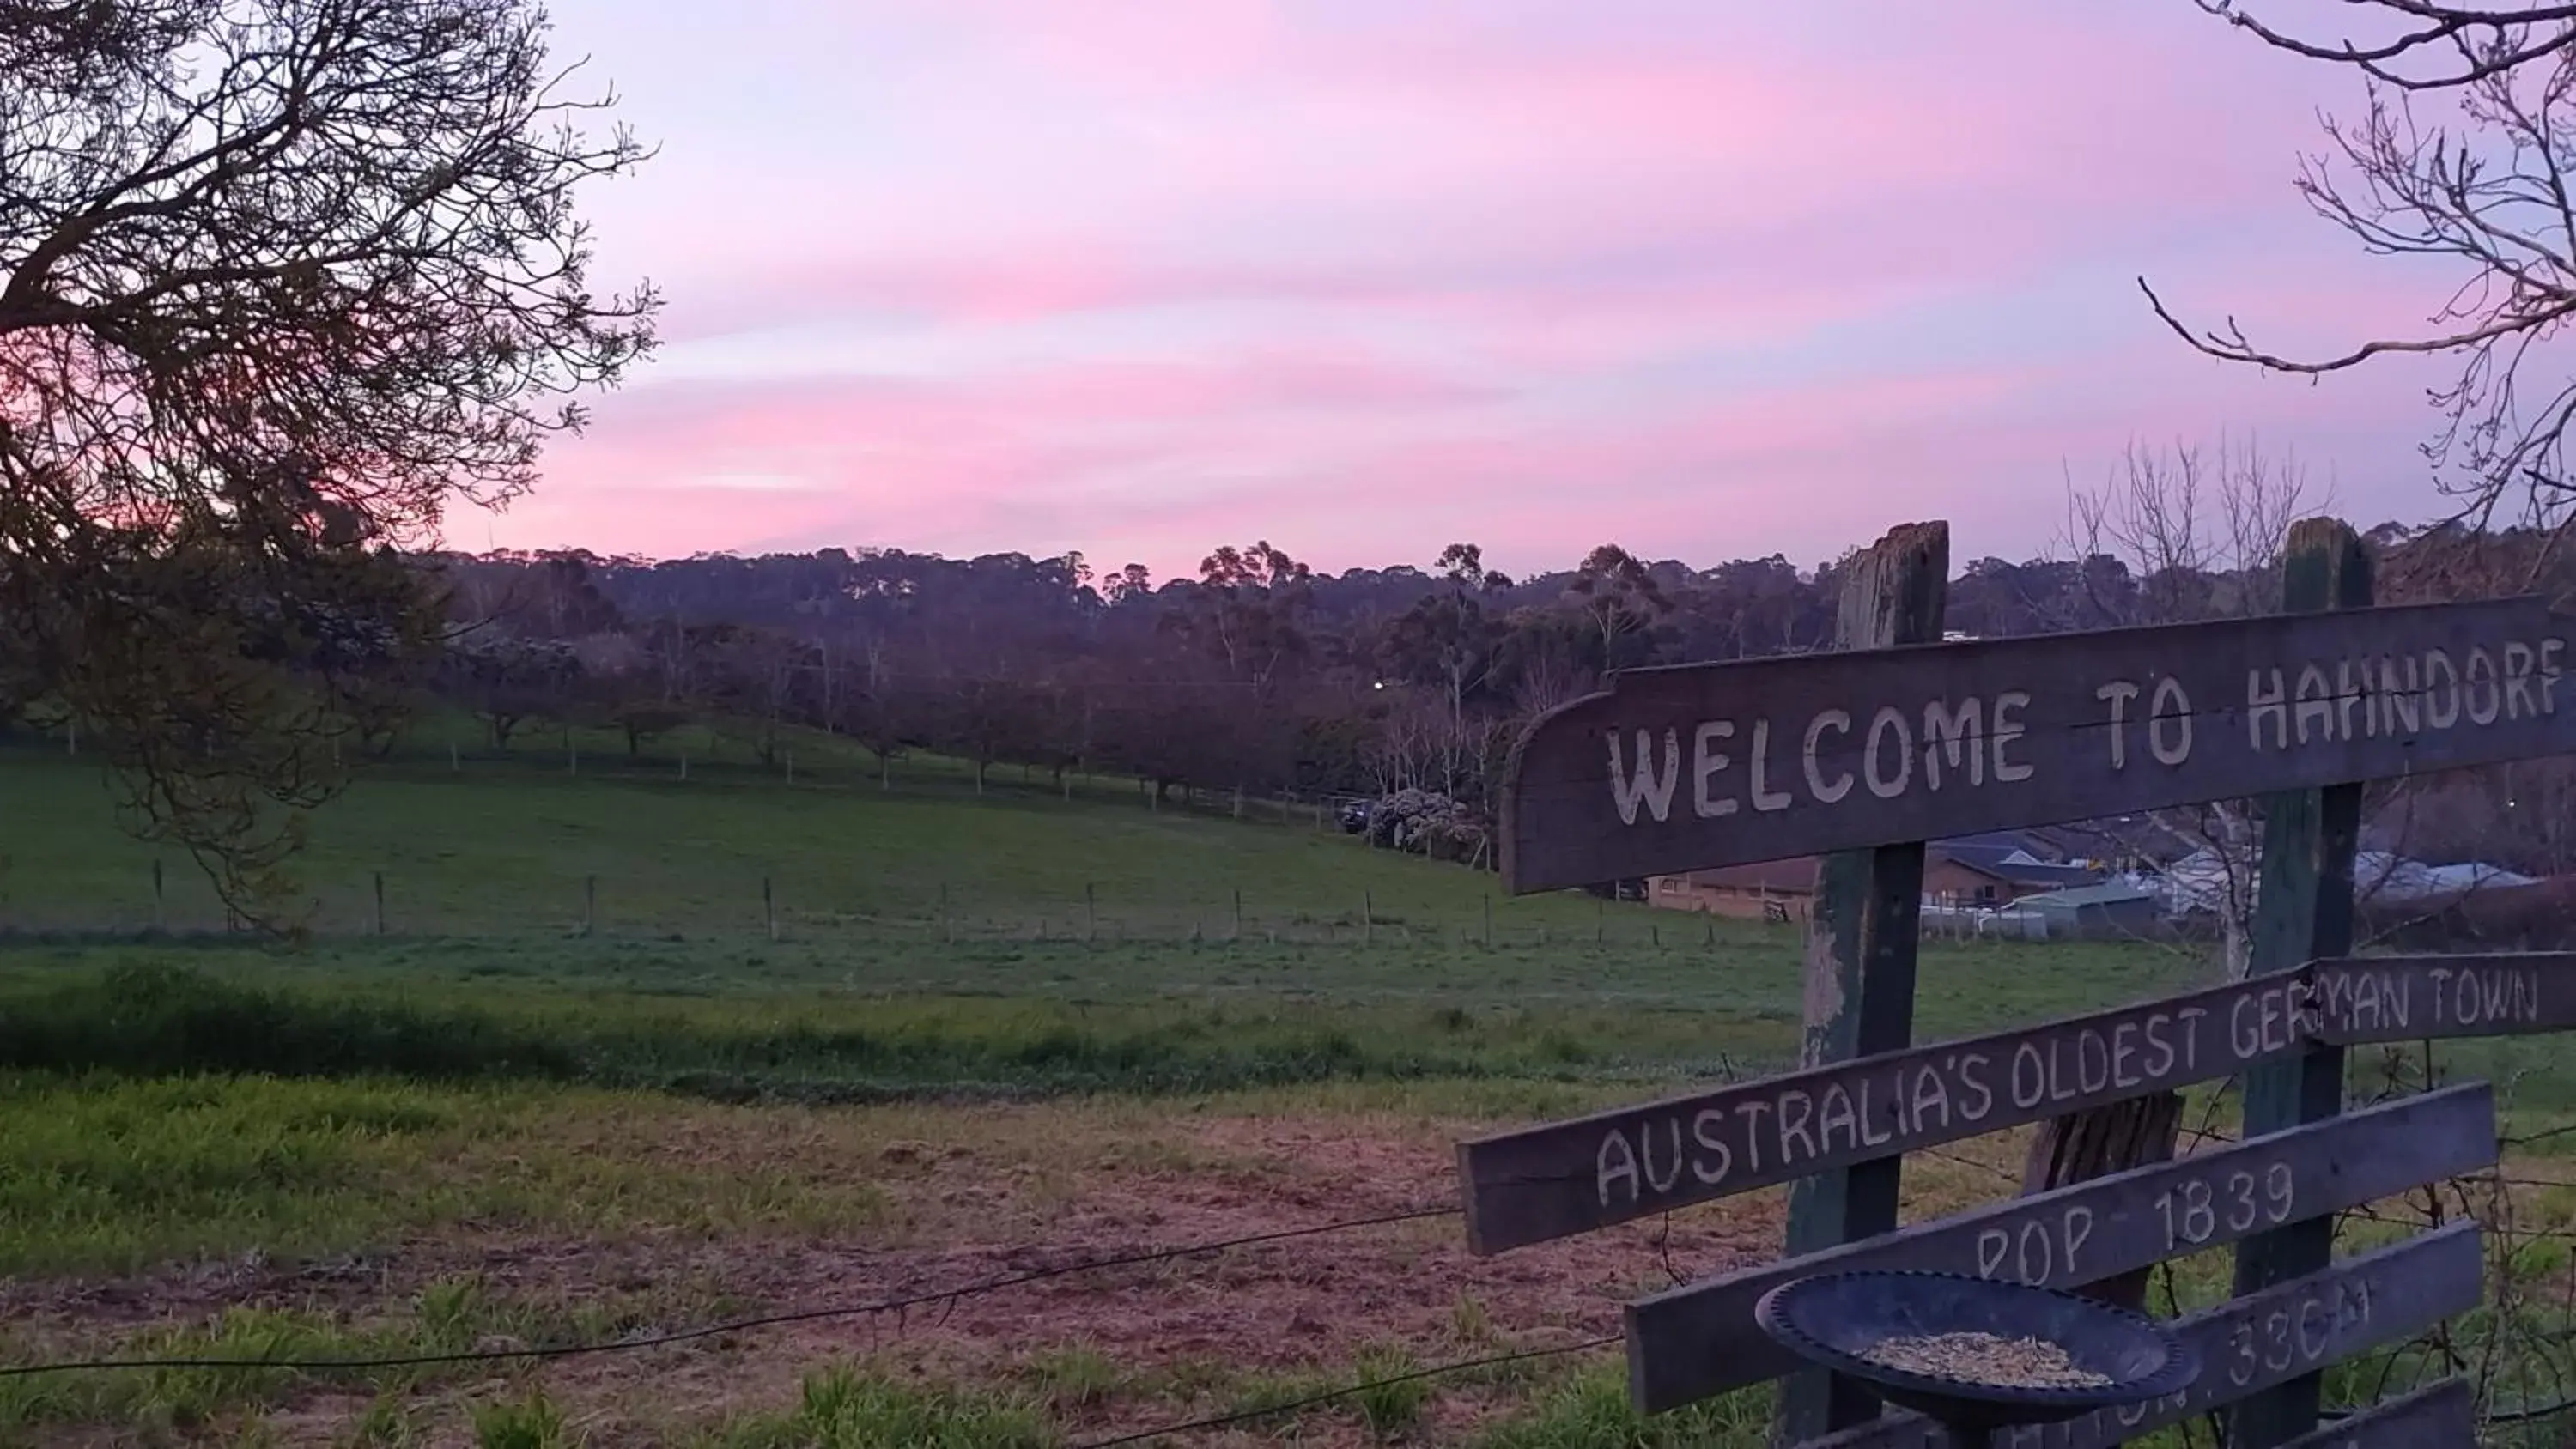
(392, 523, 2576, 878)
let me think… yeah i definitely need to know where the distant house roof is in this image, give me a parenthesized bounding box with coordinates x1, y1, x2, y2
(1936, 847, 2104, 889)
(2017, 882, 2158, 912)
(1940, 831, 2057, 861)
(1680, 858, 1820, 894)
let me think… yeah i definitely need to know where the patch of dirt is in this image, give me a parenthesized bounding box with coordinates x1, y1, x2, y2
(3, 1107, 1796, 1446)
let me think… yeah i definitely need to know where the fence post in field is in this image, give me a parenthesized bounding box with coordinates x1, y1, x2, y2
(940, 882, 953, 944)
(373, 870, 386, 937)
(582, 874, 597, 937)
(449, 741, 459, 773)
(151, 858, 164, 931)
(786, 750, 795, 785)
(1595, 896, 1605, 945)
(1233, 888, 1243, 940)
(1483, 894, 1494, 949)
(2228, 518, 2373, 1449)
(1085, 882, 1097, 943)
(1363, 890, 1374, 947)
(1777, 520, 1948, 1443)
(1232, 784, 1244, 818)
(567, 729, 577, 775)
(763, 876, 777, 942)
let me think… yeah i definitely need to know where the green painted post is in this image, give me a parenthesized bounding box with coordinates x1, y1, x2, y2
(2228, 518, 2372, 1449)
(1776, 521, 1949, 1445)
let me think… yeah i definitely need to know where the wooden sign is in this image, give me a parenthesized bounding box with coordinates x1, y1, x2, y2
(1622, 1083, 2495, 1414)
(1500, 596, 2576, 892)
(1461, 958, 2576, 1255)
(2275, 1379, 2475, 1449)
(2309, 953, 2576, 1045)
(1461, 976, 2317, 1254)
(1800, 1226, 2482, 1448)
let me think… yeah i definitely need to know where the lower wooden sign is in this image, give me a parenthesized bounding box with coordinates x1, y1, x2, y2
(1624, 1083, 2497, 1414)
(1800, 1225, 2482, 1448)
(2278, 1379, 2475, 1449)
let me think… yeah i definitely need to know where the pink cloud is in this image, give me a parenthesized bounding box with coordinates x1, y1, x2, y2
(495, 0, 2485, 578)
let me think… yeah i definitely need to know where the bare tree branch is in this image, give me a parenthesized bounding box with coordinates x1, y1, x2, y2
(2155, 8, 2576, 538)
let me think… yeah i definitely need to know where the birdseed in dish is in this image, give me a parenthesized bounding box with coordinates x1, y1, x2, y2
(1856, 1331, 2113, 1390)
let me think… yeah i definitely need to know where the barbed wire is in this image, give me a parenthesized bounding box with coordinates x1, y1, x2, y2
(0, 1204, 1458, 1380)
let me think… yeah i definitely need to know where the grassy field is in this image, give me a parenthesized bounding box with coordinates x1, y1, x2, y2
(3, 728, 2572, 1446)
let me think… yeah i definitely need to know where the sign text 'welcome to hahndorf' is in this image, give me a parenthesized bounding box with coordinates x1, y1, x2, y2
(1499, 597, 2576, 893)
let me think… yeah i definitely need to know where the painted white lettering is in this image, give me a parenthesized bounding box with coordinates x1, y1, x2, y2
(2009, 1042, 2047, 1111)
(1992, 691, 2035, 782)
(2506, 641, 2538, 721)
(1801, 711, 1853, 804)
(1777, 1089, 1819, 1165)
(2543, 638, 2566, 713)
(1692, 721, 1739, 819)
(2293, 664, 2335, 744)
(1607, 728, 1680, 825)
(1638, 1117, 1684, 1193)
(1818, 1084, 1860, 1155)
(1957, 1053, 1995, 1120)
(2425, 649, 2462, 728)
(1747, 719, 1793, 812)
(2466, 646, 2503, 725)
(1689, 1110, 1733, 1185)
(1596, 1131, 1640, 1208)
(2095, 682, 2138, 770)
(2248, 668, 2288, 750)
(2381, 655, 2423, 734)
(1864, 706, 1914, 799)
(2148, 677, 2192, 766)
(1924, 697, 1987, 788)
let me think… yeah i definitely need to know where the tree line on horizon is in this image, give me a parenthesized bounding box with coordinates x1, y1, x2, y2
(341, 510, 2576, 881)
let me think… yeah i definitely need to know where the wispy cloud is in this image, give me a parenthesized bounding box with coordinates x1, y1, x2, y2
(465, 0, 2455, 577)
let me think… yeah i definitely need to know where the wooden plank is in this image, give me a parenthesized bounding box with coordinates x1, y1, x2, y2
(2310, 953, 2576, 1044)
(1798, 1228, 2482, 1449)
(1780, 521, 1949, 1441)
(2275, 1379, 2476, 1449)
(2233, 518, 2372, 1449)
(1458, 975, 2321, 1255)
(1622, 1082, 2495, 1414)
(1498, 593, 2576, 894)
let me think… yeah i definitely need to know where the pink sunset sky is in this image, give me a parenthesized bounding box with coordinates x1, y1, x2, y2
(463, 0, 2479, 582)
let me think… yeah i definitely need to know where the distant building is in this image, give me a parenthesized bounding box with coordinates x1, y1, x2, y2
(2012, 882, 2165, 941)
(1649, 837, 2110, 921)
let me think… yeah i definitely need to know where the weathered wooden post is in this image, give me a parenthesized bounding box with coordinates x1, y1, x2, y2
(373, 870, 386, 937)
(582, 874, 597, 937)
(763, 876, 778, 942)
(1483, 894, 1494, 949)
(1085, 882, 1097, 943)
(2230, 517, 2372, 1449)
(1778, 520, 1948, 1443)
(1363, 890, 1375, 946)
(1233, 888, 1244, 940)
(150, 858, 164, 931)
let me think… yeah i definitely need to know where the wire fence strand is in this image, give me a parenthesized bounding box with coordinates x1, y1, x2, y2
(0, 1204, 1460, 1381)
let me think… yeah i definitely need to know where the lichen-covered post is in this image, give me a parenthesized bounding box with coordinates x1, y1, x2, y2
(2228, 517, 2371, 1449)
(1775, 520, 1948, 1445)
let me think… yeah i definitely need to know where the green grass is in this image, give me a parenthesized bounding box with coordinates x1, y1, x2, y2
(7, 732, 2574, 1444)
